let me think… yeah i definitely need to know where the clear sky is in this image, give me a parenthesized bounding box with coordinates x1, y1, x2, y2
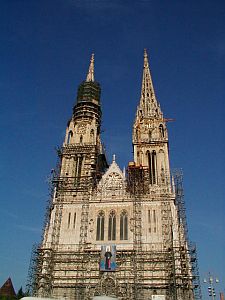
(0, 0, 224, 298)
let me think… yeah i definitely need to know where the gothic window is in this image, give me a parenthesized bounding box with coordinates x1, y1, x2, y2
(120, 210, 128, 240)
(137, 152, 140, 165)
(73, 212, 76, 229)
(159, 124, 164, 138)
(77, 155, 83, 179)
(90, 129, 94, 143)
(138, 151, 143, 165)
(152, 150, 157, 184)
(102, 277, 116, 296)
(72, 156, 77, 177)
(148, 209, 151, 233)
(67, 212, 71, 229)
(136, 129, 139, 141)
(153, 209, 157, 233)
(80, 135, 83, 143)
(74, 155, 83, 185)
(108, 211, 116, 240)
(96, 211, 105, 241)
(147, 150, 157, 185)
(73, 156, 78, 179)
(147, 151, 152, 185)
(67, 130, 73, 144)
(140, 151, 143, 164)
(148, 209, 157, 233)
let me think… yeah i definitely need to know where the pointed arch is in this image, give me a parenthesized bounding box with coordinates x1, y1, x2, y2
(67, 130, 73, 144)
(108, 210, 116, 240)
(96, 211, 105, 241)
(147, 150, 157, 185)
(152, 150, 157, 184)
(67, 212, 71, 229)
(136, 128, 139, 141)
(140, 151, 143, 165)
(90, 129, 95, 143)
(147, 150, 152, 185)
(137, 151, 140, 165)
(120, 210, 128, 240)
(77, 155, 83, 181)
(73, 212, 76, 229)
(159, 124, 164, 138)
(73, 155, 78, 178)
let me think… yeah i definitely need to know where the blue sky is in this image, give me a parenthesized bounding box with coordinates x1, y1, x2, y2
(0, 0, 224, 298)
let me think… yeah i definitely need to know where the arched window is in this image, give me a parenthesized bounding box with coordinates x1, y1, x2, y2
(74, 155, 83, 186)
(74, 155, 83, 183)
(120, 211, 128, 240)
(67, 212, 71, 229)
(80, 135, 83, 143)
(136, 129, 139, 141)
(73, 155, 78, 179)
(147, 151, 152, 185)
(148, 209, 157, 233)
(96, 211, 105, 241)
(108, 211, 116, 240)
(73, 212, 76, 229)
(147, 150, 157, 185)
(137, 152, 140, 165)
(153, 209, 157, 233)
(159, 124, 164, 138)
(148, 210, 151, 233)
(90, 129, 94, 143)
(67, 130, 73, 144)
(152, 150, 157, 184)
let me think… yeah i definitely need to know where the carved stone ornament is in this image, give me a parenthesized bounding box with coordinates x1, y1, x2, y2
(77, 124, 86, 134)
(96, 158, 126, 197)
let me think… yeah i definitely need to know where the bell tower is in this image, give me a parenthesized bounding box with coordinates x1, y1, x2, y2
(61, 54, 106, 183)
(133, 49, 170, 187)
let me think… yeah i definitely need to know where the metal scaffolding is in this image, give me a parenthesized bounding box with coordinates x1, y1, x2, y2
(26, 243, 39, 296)
(27, 156, 201, 300)
(173, 169, 202, 300)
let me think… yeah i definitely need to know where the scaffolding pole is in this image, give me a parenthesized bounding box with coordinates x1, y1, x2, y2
(173, 169, 202, 300)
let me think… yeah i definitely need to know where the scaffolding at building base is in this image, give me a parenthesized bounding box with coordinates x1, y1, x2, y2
(27, 160, 202, 300)
(172, 169, 202, 300)
(28, 246, 195, 300)
(26, 243, 39, 296)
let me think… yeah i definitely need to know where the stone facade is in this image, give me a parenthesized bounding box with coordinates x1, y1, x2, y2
(35, 52, 196, 300)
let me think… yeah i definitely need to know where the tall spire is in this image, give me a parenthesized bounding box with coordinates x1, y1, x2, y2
(86, 53, 95, 82)
(139, 49, 162, 118)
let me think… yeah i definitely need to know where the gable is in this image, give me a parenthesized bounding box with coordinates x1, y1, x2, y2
(96, 158, 126, 198)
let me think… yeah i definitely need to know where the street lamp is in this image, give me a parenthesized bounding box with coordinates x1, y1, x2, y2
(203, 273, 219, 300)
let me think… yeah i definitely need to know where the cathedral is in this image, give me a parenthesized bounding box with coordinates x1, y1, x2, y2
(31, 50, 201, 300)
